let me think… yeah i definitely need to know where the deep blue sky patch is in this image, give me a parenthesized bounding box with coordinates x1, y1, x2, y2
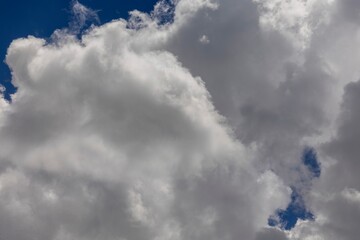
(0, 0, 159, 101)
(268, 147, 320, 230)
(302, 147, 321, 178)
(268, 188, 314, 230)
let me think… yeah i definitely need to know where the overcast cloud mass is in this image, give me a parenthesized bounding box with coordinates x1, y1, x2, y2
(1, 0, 360, 239)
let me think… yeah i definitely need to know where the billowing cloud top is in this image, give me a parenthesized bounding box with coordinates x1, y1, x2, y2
(1, 0, 360, 239)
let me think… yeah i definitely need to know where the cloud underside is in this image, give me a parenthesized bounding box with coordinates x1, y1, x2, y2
(1, 0, 360, 239)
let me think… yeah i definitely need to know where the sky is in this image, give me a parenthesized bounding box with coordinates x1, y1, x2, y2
(1, 0, 360, 240)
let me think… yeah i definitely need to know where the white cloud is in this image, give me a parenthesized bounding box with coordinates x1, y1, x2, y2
(0, 1, 290, 240)
(3, 0, 360, 239)
(199, 35, 210, 44)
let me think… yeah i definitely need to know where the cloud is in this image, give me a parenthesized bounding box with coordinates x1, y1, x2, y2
(3, 0, 360, 239)
(163, 0, 360, 239)
(0, 1, 291, 240)
(70, 0, 100, 32)
(255, 227, 289, 240)
(292, 79, 360, 240)
(199, 35, 210, 44)
(163, 0, 338, 194)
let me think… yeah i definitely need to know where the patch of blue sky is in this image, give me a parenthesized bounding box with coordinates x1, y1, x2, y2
(268, 187, 314, 230)
(268, 147, 320, 230)
(302, 147, 321, 178)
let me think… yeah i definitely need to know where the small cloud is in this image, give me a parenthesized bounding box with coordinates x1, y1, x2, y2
(199, 35, 210, 44)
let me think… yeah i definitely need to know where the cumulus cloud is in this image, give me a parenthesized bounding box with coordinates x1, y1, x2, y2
(3, 0, 360, 239)
(0, 1, 292, 240)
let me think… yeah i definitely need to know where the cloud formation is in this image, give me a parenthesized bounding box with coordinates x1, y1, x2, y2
(0, 1, 291, 240)
(2, 0, 360, 239)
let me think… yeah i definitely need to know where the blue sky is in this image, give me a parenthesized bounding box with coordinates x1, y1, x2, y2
(268, 147, 320, 230)
(0, 0, 158, 100)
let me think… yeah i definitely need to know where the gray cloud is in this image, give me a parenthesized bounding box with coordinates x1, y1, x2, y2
(165, 0, 360, 239)
(255, 227, 289, 240)
(164, 0, 338, 188)
(294, 80, 360, 240)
